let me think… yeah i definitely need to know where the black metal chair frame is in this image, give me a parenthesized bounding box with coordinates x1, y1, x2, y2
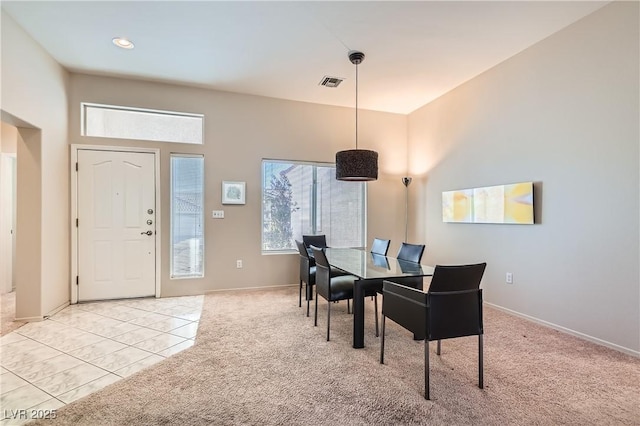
(295, 240, 316, 317)
(311, 247, 355, 341)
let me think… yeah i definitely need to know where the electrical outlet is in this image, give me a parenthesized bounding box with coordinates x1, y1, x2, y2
(236, 260, 243, 269)
(506, 272, 513, 284)
(212, 210, 224, 219)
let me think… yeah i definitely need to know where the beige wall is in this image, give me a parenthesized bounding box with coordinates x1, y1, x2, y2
(0, 122, 17, 293)
(1, 12, 70, 319)
(1, 122, 18, 154)
(408, 2, 639, 354)
(68, 74, 408, 297)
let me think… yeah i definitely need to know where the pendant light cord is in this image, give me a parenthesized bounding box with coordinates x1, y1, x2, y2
(355, 61, 359, 150)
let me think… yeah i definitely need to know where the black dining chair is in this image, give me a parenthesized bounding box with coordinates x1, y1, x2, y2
(302, 234, 327, 253)
(380, 262, 487, 400)
(389, 242, 426, 291)
(371, 254, 390, 269)
(367, 238, 391, 336)
(396, 242, 425, 263)
(295, 240, 316, 317)
(311, 247, 357, 341)
(371, 238, 391, 256)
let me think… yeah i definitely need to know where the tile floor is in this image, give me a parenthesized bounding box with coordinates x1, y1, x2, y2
(0, 295, 203, 425)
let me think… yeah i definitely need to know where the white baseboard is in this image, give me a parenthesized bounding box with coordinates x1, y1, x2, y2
(14, 315, 43, 322)
(485, 302, 639, 358)
(44, 301, 70, 318)
(205, 284, 297, 294)
(15, 300, 70, 322)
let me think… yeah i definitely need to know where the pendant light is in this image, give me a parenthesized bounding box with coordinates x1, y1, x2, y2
(336, 50, 378, 181)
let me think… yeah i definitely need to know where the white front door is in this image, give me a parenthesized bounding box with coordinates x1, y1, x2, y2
(77, 150, 156, 301)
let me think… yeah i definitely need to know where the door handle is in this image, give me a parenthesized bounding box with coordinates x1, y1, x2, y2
(141, 230, 153, 236)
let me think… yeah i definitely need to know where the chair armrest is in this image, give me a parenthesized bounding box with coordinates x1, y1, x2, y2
(382, 280, 427, 336)
(385, 276, 424, 291)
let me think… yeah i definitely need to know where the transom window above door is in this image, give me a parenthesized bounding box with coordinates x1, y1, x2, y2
(81, 103, 204, 144)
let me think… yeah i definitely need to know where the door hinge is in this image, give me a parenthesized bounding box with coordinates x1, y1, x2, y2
(75, 162, 78, 171)
(76, 276, 79, 285)
(76, 218, 79, 227)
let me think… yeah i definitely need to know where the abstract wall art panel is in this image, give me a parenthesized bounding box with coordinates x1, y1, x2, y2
(503, 182, 534, 224)
(442, 188, 473, 223)
(442, 182, 534, 224)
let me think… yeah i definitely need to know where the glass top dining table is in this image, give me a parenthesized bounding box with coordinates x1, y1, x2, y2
(324, 248, 435, 348)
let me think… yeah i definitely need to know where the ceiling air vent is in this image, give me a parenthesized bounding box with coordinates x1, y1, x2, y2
(319, 76, 344, 88)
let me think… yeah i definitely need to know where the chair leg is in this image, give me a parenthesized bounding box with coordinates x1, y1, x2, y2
(299, 280, 302, 307)
(347, 299, 351, 314)
(479, 334, 484, 389)
(314, 287, 319, 327)
(306, 285, 311, 317)
(374, 294, 379, 337)
(380, 314, 386, 364)
(425, 339, 430, 400)
(326, 300, 331, 341)
(436, 339, 441, 355)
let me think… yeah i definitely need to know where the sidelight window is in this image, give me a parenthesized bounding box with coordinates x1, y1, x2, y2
(170, 154, 205, 278)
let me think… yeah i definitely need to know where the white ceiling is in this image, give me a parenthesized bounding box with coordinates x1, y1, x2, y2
(2, 1, 608, 114)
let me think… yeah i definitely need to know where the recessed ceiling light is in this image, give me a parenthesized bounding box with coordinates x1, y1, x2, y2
(112, 37, 134, 49)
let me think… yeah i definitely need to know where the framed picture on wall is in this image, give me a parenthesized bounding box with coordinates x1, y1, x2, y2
(222, 181, 246, 205)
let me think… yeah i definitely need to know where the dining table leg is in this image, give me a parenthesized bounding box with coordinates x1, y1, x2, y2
(353, 279, 365, 348)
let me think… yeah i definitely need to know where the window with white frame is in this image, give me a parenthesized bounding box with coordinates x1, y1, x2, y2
(262, 160, 366, 253)
(171, 155, 205, 278)
(82, 103, 204, 144)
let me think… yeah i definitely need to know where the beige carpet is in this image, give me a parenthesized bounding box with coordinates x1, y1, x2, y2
(32, 286, 639, 425)
(1, 291, 25, 336)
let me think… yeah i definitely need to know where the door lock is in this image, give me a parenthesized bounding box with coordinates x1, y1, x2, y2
(141, 230, 153, 236)
(147, 209, 154, 214)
